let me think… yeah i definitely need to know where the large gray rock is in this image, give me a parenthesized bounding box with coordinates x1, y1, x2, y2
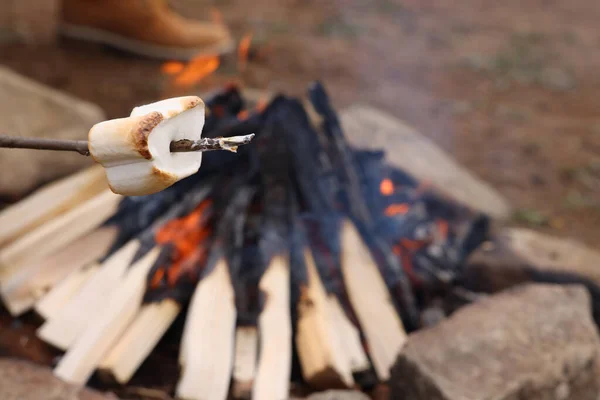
(390, 284, 600, 400)
(0, 359, 117, 400)
(0, 66, 103, 199)
(340, 105, 511, 219)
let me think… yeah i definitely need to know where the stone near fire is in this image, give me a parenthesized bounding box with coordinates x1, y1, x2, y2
(0, 359, 118, 400)
(339, 105, 511, 219)
(389, 284, 600, 400)
(0, 66, 104, 200)
(463, 227, 600, 293)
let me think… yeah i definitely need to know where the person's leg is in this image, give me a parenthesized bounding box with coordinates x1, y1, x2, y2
(60, 0, 233, 60)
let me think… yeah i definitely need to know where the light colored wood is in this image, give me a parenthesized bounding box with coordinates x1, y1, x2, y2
(1, 226, 117, 316)
(340, 105, 511, 219)
(176, 259, 236, 400)
(53, 247, 160, 385)
(232, 326, 258, 399)
(326, 296, 370, 373)
(0, 165, 107, 248)
(37, 239, 140, 350)
(252, 255, 292, 400)
(296, 249, 354, 389)
(0, 189, 121, 283)
(35, 263, 101, 320)
(99, 299, 181, 383)
(340, 220, 407, 380)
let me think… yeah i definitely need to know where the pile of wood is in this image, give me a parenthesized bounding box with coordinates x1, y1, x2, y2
(0, 83, 489, 399)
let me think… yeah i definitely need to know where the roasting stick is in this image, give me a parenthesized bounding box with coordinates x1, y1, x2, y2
(340, 220, 407, 381)
(296, 249, 354, 389)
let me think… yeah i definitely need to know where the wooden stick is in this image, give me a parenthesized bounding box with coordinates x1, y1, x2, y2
(0, 134, 255, 156)
(37, 239, 140, 350)
(1, 226, 118, 316)
(231, 326, 258, 400)
(99, 299, 181, 384)
(296, 249, 354, 389)
(176, 258, 236, 400)
(339, 220, 407, 381)
(252, 255, 292, 400)
(0, 165, 107, 248)
(0, 189, 121, 285)
(53, 247, 161, 385)
(35, 263, 101, 320)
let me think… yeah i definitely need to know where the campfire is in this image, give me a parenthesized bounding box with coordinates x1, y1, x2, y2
(0, 82, 489, 399)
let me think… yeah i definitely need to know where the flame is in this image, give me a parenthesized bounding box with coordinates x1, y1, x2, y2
(380, 179, 394, 196)
(161, 61, 185, 75)
(153, 199, 213, 287)
(384, 203, 410, 216)
(238, 33, 253, 71)
(237, 109, 249, 120)
(172, 55, 220, 87)
(256, 97, 269, 113)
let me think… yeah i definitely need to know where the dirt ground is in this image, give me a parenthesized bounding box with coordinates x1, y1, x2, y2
(0, 0, 599, 398)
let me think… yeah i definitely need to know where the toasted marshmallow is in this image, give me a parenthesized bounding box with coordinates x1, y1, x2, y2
(88, 96, 205, 196)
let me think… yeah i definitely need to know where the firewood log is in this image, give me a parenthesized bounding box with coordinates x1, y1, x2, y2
(53, 247, 161, 385)
(0, 226, 117, 316)
(296, 249, 354, 389)
(89, 96, 205, 196)
(37, 239, 140, 350)
(0, 189, 121, 285)
(0, 165, 107, 248)
(35, 263, 101, 320)
(99, 298, 181, 384)
(231, 326, 258, 400)
(252, 255, 292, 400)
(340, 220, 407, 380)
(176, 258, 236, 400)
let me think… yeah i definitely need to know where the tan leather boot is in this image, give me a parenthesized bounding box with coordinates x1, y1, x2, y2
(60, 0, 234, 60)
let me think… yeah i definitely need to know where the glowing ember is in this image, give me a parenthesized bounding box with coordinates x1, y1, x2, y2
(380, 179, 394, 196)
(384, 203, 410, 216)
(237, 110, 249, 120)
(153, 200, 213, 287)
(238, 33, 253, 71)
(161, 61, 185, 75)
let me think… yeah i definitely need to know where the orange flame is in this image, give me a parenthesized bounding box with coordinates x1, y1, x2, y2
(384, 203, 410, 216)
(172, 55, 220, 87)
(237, 109, 250, 120)
(153, 199, 213, 287)
(380, 179, 394, 196)
(161, 61, 185, 75)
(256, 97, 269, 113)
(238, 33, 253, 71)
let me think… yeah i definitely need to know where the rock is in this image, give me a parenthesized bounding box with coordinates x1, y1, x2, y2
(340, 105, 511, 219)
(0, 359, 118, 400)
(390, 284, 600, 400)
(302, 390, 370, 400)
(463, 227, 600, 294)
(0, 66, 103, 200)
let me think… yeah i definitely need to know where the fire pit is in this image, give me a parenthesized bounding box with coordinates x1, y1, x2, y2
(0, 82, 489, 399)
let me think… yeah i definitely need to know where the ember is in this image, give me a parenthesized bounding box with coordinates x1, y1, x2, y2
(0, 82, 489, 399)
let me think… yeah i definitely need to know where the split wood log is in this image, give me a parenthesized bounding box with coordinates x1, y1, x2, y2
(340, 220, 407, 380)
(326, 297, 370, 374)
(252, 255, 292, 400)
(0, 189, 121, 285)
(37, 239, 140, 350)
(0, 165, 107, 248)
(296, 249, 354, 389)
(99, 298, 181, 383)
(231, 326, 258, 400)
(176, 258, 236, 400)
(35, 263, 101, 320)
(0, 226, 117, 316)
(53, 247, 161, 384)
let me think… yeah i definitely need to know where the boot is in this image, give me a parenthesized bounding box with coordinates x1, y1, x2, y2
(60, 0, 234, 60)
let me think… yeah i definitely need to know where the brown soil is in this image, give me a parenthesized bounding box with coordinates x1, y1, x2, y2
(0, 0, 599, 398)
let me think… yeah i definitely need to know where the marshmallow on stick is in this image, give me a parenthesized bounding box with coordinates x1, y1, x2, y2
(89, 96, 205, 196)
